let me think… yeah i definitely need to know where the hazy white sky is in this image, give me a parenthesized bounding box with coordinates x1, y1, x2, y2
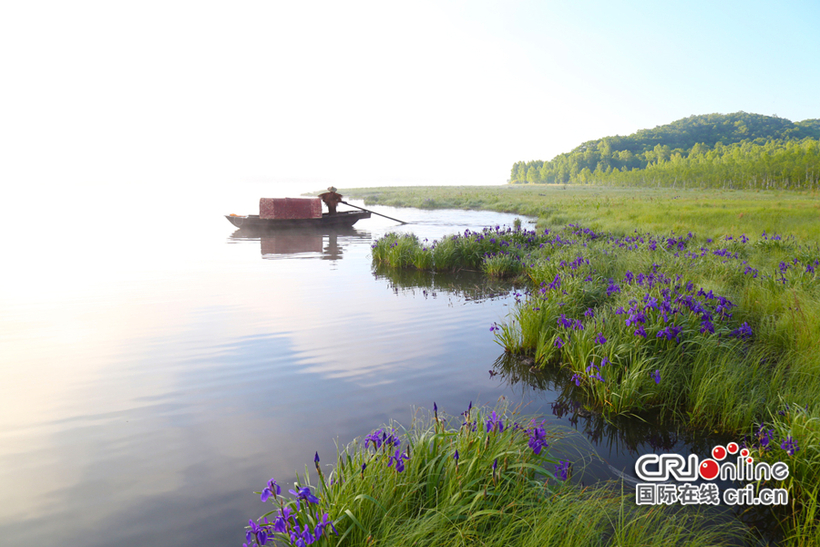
(2, 0, 818, 188)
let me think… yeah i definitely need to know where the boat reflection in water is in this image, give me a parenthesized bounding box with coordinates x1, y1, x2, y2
(229, 227, 368, 261)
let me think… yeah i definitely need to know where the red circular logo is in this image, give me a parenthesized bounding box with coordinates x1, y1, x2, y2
(740, 448, 750, 458)
(727, 442, 739, 454)
(712, 445, 727, 460)
(747, 457, 753, 464)
(699, 459, 719, 480)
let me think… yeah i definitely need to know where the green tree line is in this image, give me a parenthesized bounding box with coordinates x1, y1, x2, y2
(511, 112, 820, 189)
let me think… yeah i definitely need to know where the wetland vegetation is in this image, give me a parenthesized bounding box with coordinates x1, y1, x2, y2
(246, 405, 747, 547)
(246, 185, 820, 546)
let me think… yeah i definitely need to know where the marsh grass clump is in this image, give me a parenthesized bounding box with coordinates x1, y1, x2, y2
(481, 252, 526, 278)
(245, 405, 748, 546)
(372, 226, 549, 274)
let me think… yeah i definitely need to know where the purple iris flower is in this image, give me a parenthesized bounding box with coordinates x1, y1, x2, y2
(298, 524, 315, 545)
(626, 310, 646, 326)
(364, 428, 385, 450)
(260, 478, 281, 502)
(314, 513, 337, 539)
(607, 281, 620, 296)
(595, 333, 606, 345)
(527, 421, 548, 455)
(388, 447, 410, 472)
(651, 370, 661, 384)
(486, 411, 505, 433)
(730, 322, 753, 339)
(657, 325, 682, 342)
(289, 486, 320, 505)
(634, 325, 647, 337)
(554, 336, 564, 348)
(756, 424, 774, 450)
(555, 460, 570, 481)
(247, 519, 270, 545)
(781, 436, 799, 456)
(700, 320, 715, 334)
(382, 430, 400, 448)
(272, 507, 293, 533)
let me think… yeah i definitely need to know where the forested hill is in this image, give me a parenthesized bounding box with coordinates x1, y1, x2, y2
(511, 112, 820, 189)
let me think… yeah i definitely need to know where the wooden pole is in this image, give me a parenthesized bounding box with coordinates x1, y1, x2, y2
(340, 201, 406, 224)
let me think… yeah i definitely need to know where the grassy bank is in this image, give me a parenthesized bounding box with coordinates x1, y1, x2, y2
(354, 184, 820, 545)
(245, 406, 747, 546)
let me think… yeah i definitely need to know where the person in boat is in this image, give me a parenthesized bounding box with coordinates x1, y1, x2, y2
(318, 187, 343, 215)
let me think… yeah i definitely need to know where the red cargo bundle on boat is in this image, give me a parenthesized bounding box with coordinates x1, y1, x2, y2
(259, 198, 322, 220)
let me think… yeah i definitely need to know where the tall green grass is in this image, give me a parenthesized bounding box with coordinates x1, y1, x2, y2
(247, 406, 748, 546)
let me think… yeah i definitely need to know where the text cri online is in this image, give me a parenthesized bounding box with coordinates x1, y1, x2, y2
(636, 483, 788, 506)
(634, 454, 789, 506)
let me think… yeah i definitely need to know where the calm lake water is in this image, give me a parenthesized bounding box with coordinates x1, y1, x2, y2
(0, 184, 729, 546)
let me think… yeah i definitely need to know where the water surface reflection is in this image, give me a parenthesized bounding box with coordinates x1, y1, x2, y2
(0, 202, 757, 547)
(230, 227, 368, 261)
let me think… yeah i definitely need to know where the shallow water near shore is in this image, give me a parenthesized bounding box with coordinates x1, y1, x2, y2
(1, 186, 748, 546)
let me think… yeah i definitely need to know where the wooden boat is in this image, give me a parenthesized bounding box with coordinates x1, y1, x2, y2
(225, 210, 370, 229)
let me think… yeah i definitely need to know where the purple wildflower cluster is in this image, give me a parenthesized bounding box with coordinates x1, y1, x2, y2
(743, 423, 801, 458)
(364, 428, 401, 451)
(526, 419, 549, 455)
(778, 402, 810, 417)
(376, 223, 817, 295)
(528, 261, 758, 376)
(485, 410, 505, 433)
(781, 436, 800, 456)
(757, 425, 776, 451)
(387, 446, 411, 472)
(554, 460, 570, 481)
(247, 482, 336, 547)
(584, 357, 607, 383)
(569, 357, 610, 387)
(608, 270, 747, 343)
(461, 401, 479, 432)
